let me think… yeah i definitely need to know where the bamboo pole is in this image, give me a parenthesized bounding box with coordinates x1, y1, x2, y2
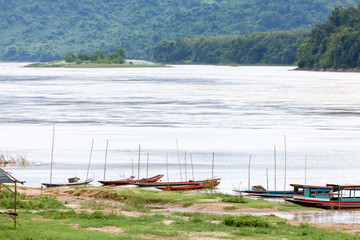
(305, 154, 307, 185)
(103, 140, 109, 181)
(274, 145, 276, 191)
(184, 151, 187, 182)
(138, 145, 141, 180)
(166, 153, 170, 188)
(86, 139, 94, 181)
(132, 158, 134, 176)
(248, 155, 251, 190)
(284, 135, 287, 199)
(50, 123, 55, 185)
(146, 153, 149, 179)
(190, 153, 195, 181)
(212, 152, 215, 180)
(176, 140, 183, 181)
(14, 181, 17, 230)
(266, 169, 269, 192)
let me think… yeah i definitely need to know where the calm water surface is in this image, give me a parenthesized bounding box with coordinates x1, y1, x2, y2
(1, 63, 360, 222)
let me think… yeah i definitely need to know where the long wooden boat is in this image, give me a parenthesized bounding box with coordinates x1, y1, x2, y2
(286, 184, 360, 209)
(156, 180, 220, 191)
(98, 174, 164, 186)
(42, 178, 93, 187)
(132, 178, 221, 187)
(243, 190, 295, 198)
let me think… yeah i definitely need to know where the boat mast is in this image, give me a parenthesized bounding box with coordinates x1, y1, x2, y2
(176, 140, 183, 181)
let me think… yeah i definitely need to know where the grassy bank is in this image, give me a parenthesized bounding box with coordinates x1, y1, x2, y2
(0, 186, 359, 239)
(24, 62, 167, 68)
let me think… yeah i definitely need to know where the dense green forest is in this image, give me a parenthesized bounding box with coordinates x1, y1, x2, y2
(297, 5, 360, 69)
(1, 0, 360, 62)
(154, 30, 309, 65)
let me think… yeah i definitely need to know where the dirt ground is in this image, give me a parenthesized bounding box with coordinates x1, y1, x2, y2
(16, 187, 360, 236)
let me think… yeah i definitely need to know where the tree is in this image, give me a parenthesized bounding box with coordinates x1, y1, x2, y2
(65, 53, 76, 62)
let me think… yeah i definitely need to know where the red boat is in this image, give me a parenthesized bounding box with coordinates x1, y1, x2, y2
(132, 178, 221, 187)
(98, 174, 164, 186)
(156, 180, 220, 191)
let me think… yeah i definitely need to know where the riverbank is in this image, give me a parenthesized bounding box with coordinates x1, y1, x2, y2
(294, 67, 360, 72)
(24, 60, 167, 68)
(1, 186, 360, 239)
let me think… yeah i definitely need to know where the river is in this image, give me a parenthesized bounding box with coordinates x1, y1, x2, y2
(1, 63, 360, 197)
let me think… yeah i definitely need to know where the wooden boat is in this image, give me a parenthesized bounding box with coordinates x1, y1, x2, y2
(243, 185, 295, 198)
(98, 174, 164, 186)
(132, 178, 221, 187)
(156, 180, 220, 191)
(42, 177, 93, 187)
(286, 184, 360, 209)
(243, 190, 295, 198)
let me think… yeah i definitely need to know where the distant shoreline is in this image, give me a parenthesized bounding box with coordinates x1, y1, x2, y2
(24, 60, 168, 68)
(293, 67, 360, 73)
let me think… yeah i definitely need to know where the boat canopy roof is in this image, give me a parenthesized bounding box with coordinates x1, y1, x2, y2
(290, 184, 333, 189)
(326, 184, 360, 190)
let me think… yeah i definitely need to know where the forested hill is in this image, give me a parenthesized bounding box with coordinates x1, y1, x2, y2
(297, 5, 360, 70)
(1, 0, 360, 62)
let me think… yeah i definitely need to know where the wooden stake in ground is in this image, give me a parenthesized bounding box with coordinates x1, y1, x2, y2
(166, 153, 169, 182)
(138, 145, 141, 180)
(248, 155, 252, 190)
(103, 140, 109, 181)
(50, 123, 55, 186)
(190, 153, 195, 181)
(305, 154, 307, 185)
(176, 140, 183, 181)
(212, 152, 215, 180)
(266, 169, 269, 192)
(184, 151, 187, 182)
(274, 145, 276, 191)
(284, 135, 287, 199)
(86, 138, 94, 182)
(146, 153, 149, 179)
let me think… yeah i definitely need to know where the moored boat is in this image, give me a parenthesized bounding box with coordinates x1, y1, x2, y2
(156, 180, 220, 191)
(243, 190, 295, 198)
(286, 184, 360, 209)
(132, 178, 221, 187)
(98, 174, 164, 186)
(42, 177, 93, 187)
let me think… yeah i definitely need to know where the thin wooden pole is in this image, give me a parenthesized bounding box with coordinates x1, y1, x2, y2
(166, 153, 169, 182)
(86, 138, 94, 181)
(190, 153, 195, 181)
(184, 151, 187, 182)
(266, 169, 269, 192)
(274, 145, 276, 191)
(212, 152, 215, 180)
(146, 153, 149, 179)
(176, 140, 183, 181)
(305, 155, 307, 185)
(284, 135, 287, 199)
(14, 181, 17, 230)
(138, 145, 141, 180)
(103, 140, 109, 181)
(50, 123, 55, 185)
(248, 155, 251, 190)
(132, 158, 134, 176)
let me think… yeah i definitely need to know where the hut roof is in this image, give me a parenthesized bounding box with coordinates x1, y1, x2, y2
(0, 168, 23, 184)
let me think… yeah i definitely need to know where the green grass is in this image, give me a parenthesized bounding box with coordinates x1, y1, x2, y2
(0, 190, 359, 240)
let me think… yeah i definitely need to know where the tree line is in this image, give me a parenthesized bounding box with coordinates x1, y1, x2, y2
(64, 48, 126, 64)
(154, 30, 309, 65)
(297, 4, 360, 69)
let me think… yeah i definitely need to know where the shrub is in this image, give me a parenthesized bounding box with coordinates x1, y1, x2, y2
(222, 215, 272, 228)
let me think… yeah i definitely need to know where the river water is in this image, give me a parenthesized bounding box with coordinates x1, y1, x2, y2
(1, 63, 360, 221)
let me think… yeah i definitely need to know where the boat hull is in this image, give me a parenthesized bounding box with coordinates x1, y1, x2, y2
(156, 181, 220, 191)
(98, 174, 163, 186)
(132, 178, 221, 187)
(287, 198, 360, 209)
(243, 190, 294, 198)
(42, 179, 93, 187)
